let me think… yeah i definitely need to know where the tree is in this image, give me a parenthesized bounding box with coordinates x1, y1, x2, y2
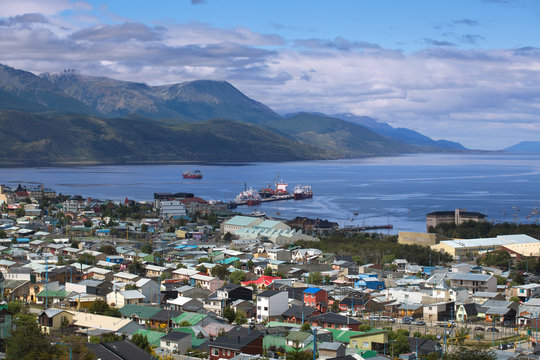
(128, 258, 145, 275)
(0, 230, 7, 238)
(125, 284, 138, 290)
(235, 311, 247, 325)
(307, 271, 323, 285)
(88, 298, 121, 317)
(89, 332, 124, 343)
(286, 346, 312, 360)
(300, 322, 311, 332)
(140, 224, 148, 232)
(83, 219, 92, 228)
(131, 333, 152, 353)
(263, 267, 273, 276)
(211, 264, 230, 280)
(390, 335, 410, 356)
(6, 314, 59, 360)
(141, 243, 153, 254)
(223, 306, 236, 323)
(509, 296, 520, 303)
(510, 270, 525, 285)
(98, 244, 117, 255)
(445, 346, 496, 360)
(196, 264, 207, 273)
(15, 207, 25, 218)
(229, 270, 246, 285)
(177, 320, 192, 327)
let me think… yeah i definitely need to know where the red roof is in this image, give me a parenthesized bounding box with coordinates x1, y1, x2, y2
(241, 275, 281, 287)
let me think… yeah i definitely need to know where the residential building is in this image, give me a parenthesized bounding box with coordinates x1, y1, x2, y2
(257, 290, 288, 322)
(449, 273, 496, 295)
(107, 290, 145, 308)
(38, 309, 74, 334)
(159, 331, 192, 354)
(303, 287, 328, 313)
(208, 333, 264, 360)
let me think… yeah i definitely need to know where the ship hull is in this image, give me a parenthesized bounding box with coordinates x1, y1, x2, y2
(294, 193, 313, 200)
(183, 174, 203, 179)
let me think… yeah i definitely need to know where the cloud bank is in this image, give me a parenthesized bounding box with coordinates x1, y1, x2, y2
(0, 8, 538, 149)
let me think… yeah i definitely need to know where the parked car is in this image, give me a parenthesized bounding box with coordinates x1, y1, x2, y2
(401, 316, 413, 324)
(413, 320, 426, 326)
(474, 326, 485, 331)
(487, 327, 500, 332)
(370, 314, 381, 321)
(381, 316, 395, 323)
(498, 344, 508, 350)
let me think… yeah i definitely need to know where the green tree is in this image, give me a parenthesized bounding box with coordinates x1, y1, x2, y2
(98, 244, 117, 255)
(211, 264, 230, 280)
(131, 333, 152, 353)
(390, 335, 410, 356)
(0, 230, 7, 238)
(307, 271, 323, 285)
(510, 270, 525, 285)
(83, 219, 93, 228)
(229, 270, 246, 285)
(178, 320, 192, 327)
(286, 345, 312, 360)
(300, 322, 311, 332)
(6, 314, 59, 360)
(89, 332, 124, 343)
(128, 258, 145, 275)
(263, 267, 274, 276)
(140, 224, 148, 232)
(15, 207, 25, 218)
(196, 264, 207, 273)
(207, 213, 218, 226)
(140, 243, 153, 254)
(235, 311, 247, 325)
(125, 284, 138, 290)
(223, 306, 236, 324)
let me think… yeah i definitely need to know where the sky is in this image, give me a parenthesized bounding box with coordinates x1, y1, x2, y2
(0, 0, 539, 149)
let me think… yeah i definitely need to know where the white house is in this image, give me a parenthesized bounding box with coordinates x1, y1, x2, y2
(256, 290, 288, 322)
(106, 289, 145, 308)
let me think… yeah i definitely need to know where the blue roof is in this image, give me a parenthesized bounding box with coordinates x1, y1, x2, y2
(303, 287, 322, 294)
(17, 238, 30, 243)
(220, 257, 240, 265)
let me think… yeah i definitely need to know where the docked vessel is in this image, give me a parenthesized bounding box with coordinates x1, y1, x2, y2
(258, 176, 289, 198)
(235, 187, 262, 206)
(182, 170, 203, 179)
(294, 185, 313, 200)
(250, 209, 266, 217)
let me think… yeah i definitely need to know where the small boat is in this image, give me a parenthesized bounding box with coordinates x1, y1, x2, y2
(250, 210, 266, 217)
(353, 211, 359, 216)
(183, 170, 203, 179)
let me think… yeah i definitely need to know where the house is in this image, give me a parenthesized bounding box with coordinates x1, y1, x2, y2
(191, 274, 225, 292)
(339, 297, 368, 314)
(159, 331, 192, 354)
(241, 275, 281, 289)
(257, 290, 288, 322)
(281, 305, 318, 324)
(286, 331, 313, 348)
(134, 278, 160, 303)
(348, 329, 388, 352)
(318, 342, 346, 359)
(509, 284, 540, 302)
(303, 287, 328, 313)
(422, 301, 455, 322)
(208, 333, 264, 360)
(107, 290, 145, 308)
(119, 304, 161, 325)
(217, 284, 253, 302)
(355, 277, 385, 291)
(38, 309, 74, 334)
(455, 303, 485, 322)
(310, 313, 362, 331)
(148, 309, 182, 329)
(87, 340, 153, 360)
(448, 273, 496, 295)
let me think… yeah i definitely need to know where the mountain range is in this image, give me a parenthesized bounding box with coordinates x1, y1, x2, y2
(0, 63, 470, 165)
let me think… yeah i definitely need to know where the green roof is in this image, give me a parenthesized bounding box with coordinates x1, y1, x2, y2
(120, 304, 161, 320)
(143, 254, 155, 262)
(133, 329, 166, 347)
(37, 290, 69, 298)
(172, 327, 196, 337)
(191, 338, 206, 348)
(173, 313, 206, 326)
(286, 331, 311, 342)
(263, 335, 314, 352)
(226, 216, 259, 226)
(327, 329, 365, 343)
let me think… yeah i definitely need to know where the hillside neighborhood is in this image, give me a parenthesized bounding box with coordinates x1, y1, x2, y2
(0, 184, 539, 360)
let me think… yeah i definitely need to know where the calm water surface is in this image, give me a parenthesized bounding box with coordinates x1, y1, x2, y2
(1, 153, 539, 233)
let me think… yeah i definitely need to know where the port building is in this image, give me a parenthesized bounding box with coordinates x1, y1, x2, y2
(426, 209, 486, 231)
(430, 234, 540, 258)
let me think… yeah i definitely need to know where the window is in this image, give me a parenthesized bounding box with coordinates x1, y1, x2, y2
(227, 350, 231, 356)
(363, 342, 369, 348)
(257, 306, 261, 310)
(166, 341, 170, 346)
(264, 307, 268, 311)
(212, 348, 219, 356)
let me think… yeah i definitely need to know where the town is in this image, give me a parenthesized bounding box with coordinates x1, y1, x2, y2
(0, 184, 539, 360)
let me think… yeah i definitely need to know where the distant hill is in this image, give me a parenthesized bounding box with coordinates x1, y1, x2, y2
(505, 141, 540, 153)
(0, 63, 470, 164)
(0, 64, 99, 115)
(270, 112, 418, 157)
(332, 113, 467, 151)
(0, 110, 330, 165)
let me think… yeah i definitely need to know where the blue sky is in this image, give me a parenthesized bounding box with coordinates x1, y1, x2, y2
(1, 0, 539, 149)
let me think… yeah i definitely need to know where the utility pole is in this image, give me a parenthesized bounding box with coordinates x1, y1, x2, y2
(45, 256, 48, 309)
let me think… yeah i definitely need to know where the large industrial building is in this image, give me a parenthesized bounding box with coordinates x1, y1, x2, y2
(430, 234, 540, 258)
(426, 209, 486, 231)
